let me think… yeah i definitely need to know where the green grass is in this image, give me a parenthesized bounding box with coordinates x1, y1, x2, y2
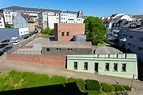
(40, 33, 49, 37)
(0, 70, 130, 95)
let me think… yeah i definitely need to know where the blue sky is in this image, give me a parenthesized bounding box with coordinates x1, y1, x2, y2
(0, 0, 143, 17)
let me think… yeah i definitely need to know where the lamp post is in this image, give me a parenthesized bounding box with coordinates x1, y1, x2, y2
(130, 74, 135, 90)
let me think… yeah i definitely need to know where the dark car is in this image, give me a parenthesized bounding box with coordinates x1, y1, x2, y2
(0, 43, 8, 48)
(1, 39, 10, 43)
(3, 46, 13, 52)
(34, 30, 38, 34)
(0, 51, 3, 56)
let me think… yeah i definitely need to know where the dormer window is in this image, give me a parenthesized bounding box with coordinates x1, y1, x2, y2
(130, 23, 137, 28)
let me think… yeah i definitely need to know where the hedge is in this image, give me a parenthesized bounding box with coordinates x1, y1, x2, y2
(87, 90, 102, 95)
(123, 85, 131, 91)
(112, 84, 125, 92)
(67, 77, 76, 82)
(101, 83, 115, 93)
(75, 78, 85, 91)
(85, 79, 101, 90)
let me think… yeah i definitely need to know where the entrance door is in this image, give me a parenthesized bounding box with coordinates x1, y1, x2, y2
(95, 63, 98, 73)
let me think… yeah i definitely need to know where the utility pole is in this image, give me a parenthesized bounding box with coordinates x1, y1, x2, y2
(130, 74, 135, 90)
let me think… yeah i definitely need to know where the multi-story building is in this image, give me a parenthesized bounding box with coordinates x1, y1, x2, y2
(1, 6, 60, 25)
(0, 11, 5, 28)
(125, 20, 143, 61)
(54, 23, 85, 41)
(38, 11, 84, 29)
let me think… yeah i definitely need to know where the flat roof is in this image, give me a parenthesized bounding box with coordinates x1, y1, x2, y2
(42, 41, 92, 48)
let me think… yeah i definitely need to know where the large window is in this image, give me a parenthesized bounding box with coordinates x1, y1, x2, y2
(62, 32, 64, 36)
(74, 62, 78, 70)
(114, 63, 118, 71)
(122, 64, 126, 72)
(105, 63, 109, 71)
(84, 62, 88, 70)
(46, 48, 50, 51)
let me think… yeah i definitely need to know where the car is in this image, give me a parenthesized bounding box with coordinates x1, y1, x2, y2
(1, 39, 10, 43)
(0, 43, 8, 48)
(3, 46, 13, 52)
(34, 30, 38, 34)
(13, 40, 20, 45)
(0, 51, 3, 56)
(23, 34, 29, 39)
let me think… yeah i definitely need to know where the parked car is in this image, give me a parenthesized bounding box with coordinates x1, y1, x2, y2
(3, 46, 13, 52)
(0, 43, 8, 48)
(1, 39, 10, 43)
(0, 51, 3, 56)
(13, 40, 20, 45)
(34, 30, 38, 34)
(23, 34, 29, 39)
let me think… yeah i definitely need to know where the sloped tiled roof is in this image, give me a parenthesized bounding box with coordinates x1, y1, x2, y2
(132, 15, 143, 19)
(21, 14, 34, 23)
(123, 21, 140, 28)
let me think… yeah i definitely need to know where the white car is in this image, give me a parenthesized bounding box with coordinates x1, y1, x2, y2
(13, 40, 20, 45)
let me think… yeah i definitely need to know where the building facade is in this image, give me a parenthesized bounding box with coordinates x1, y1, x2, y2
(13, 13, 29, 37)
(0, 11, 5, 28)
(67, 54, 138, 79)
(42, 41, 92, 55)
(54, 23, 85, 41)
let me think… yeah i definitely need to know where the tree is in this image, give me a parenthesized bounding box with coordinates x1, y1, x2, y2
(84, 16, 107, 45)
(41, 28, 54, 36)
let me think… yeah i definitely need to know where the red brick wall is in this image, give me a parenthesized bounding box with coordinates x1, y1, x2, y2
(6, 54, 66, 67)
(54, 23, 85, 41)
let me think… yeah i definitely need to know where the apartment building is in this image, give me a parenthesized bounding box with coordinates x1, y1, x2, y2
(0, 11, 5, 28)
(38, 11, 84, 29)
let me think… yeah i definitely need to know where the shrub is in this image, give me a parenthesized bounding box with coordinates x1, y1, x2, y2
(87, 90, 101, 95)
(13, 74, 21, 84)
(68, 77, 76, 82)
(123, 85, 131, 91)
(101, 83, 115, 93)
(112, 84, 125, 92)
(75, 78, 85, 91)
(85, 79, 101, 90)
(51, 75, 67, 84)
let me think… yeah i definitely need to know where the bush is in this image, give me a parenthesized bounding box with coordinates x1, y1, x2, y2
(112, 84, 125, 92)
(75, 78, 85, 91)
(123, 85, 131, 91)
(68, 77, 76, 82)
(101, 83, 115, 93)
(51, 75, 67, 84)
(85, 79, 101, 90)
(8, 70, 18, 77)
(87, 90, 101, 95)
(13, 74, 21, 84)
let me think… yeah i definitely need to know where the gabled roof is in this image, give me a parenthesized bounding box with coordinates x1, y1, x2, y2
(21, 14, 34, 23)
(123, 21, 140, 28)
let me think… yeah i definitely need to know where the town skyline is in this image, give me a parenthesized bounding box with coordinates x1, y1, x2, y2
(0, 0, 143, 17)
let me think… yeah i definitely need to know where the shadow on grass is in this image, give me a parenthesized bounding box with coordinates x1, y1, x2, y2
(0, 82, 87, 95)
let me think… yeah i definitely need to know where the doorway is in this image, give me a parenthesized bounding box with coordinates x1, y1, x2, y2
(95, 63, 98, 73)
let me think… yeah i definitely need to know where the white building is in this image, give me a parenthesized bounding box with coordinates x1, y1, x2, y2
(0, 12, 5, 28)
(38, 11, 84, 29)
(125, 20, 143, 61)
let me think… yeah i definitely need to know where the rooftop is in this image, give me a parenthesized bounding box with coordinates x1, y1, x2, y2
(129, 27, 143, 32)
(2, 6, 78, 14)
(21, 14, 34, 23)
(123, 21, 140, 28)
(42, 41, 92, 48)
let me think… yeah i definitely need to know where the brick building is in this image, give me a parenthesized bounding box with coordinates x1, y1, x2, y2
(54, 23, 85, 41)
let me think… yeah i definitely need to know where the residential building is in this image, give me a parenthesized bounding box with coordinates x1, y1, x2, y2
(13, 13, 29, 37)
(54, 23, 85, 41)
(125, 25, 143, 61)
(1, 6, 61, 25)
(67, 54, 138, 79)
(21, 14, 35, 32)
(0, 11, 5, 28)
(42, 41, 92, 55)
(38, 11, 84, 29)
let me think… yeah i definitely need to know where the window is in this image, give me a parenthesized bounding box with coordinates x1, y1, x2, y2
(66, 32, 69, 36)
(114, 63, 118, 71)
(129, 36, 133, 39)
(62, 32, 64, 36)
(74, 62, 78, 69)
(84, 62, 88, 70)
(122, 64, 126, 72)
(138, 47, 143, 50)
(46, 48, 50, 51)
(105, 63, 109, 71)
(67, 48, 72, 51)
(140, 37, 143, 41)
